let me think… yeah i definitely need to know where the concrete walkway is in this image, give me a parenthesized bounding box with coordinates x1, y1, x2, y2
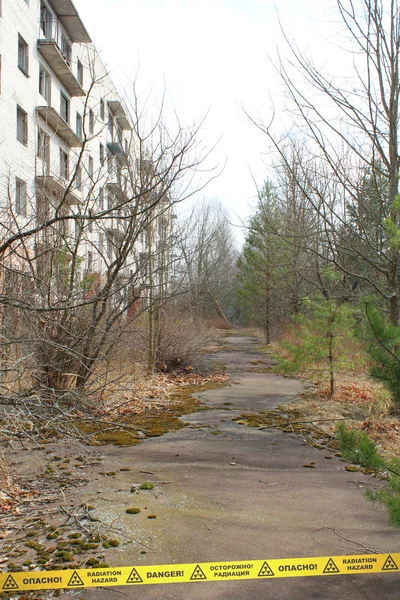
(71, 335, 399, 600)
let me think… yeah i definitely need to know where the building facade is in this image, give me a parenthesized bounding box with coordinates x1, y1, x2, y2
(0, 0, 172, 308)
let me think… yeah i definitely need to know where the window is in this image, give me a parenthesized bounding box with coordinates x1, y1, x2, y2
(88, 155, 94, 179)
(108, 109, 114, 137)
(37, 128, 50, 172)
(87, 251, 93, 271)
(99, 143, 104, 164)
(39, 66, 51, 103)
(107, 237, 113, 259)
(17, 105, 28, 146)
(18, 34, 29, 75)
(60, 148, 69, 179)
(15, 178, 27, 216)
(40, 2, 52, 38)
(60, 92, 69, 123)
(61, 35, 71, 65)
(99, 188, 104, 210)
(107, 154, 113, 175)
(77, 59, 83, 86)
(59, 209, 69, 238)
(100, 98, 105, 121)
(75, 166, 82, 190)
(76, 112, 83, 139)
(89, 109, 94, 135)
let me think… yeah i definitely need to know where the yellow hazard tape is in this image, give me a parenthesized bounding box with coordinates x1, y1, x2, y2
(1, 553, 399, 592)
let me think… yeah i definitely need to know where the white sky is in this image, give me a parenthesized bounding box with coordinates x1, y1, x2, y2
(73, 0, 339, 240)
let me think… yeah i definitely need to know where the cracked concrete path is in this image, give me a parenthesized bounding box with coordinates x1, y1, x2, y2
(69, 335, 399, 600)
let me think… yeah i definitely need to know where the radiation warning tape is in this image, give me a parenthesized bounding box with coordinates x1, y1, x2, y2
(1, 553, 399, 592)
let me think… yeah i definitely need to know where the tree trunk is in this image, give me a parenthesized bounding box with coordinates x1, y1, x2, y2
(207, 289, 232, 327)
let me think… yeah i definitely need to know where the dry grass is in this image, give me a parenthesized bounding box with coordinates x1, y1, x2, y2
(261, 330, 400, 461)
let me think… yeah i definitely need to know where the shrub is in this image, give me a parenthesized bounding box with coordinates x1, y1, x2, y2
(156, 309, 216, 372)
(336, 423, 400, 526)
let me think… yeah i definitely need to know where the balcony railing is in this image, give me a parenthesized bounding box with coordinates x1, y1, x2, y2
(38, 19, 85, 97)
(40, 18, 71, 61)
(37, 106, 83, 147)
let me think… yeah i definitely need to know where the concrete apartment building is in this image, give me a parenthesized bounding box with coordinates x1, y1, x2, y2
(0, 0, 172, 307)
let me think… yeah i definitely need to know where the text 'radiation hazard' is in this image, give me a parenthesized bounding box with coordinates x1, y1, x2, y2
(1, 553, 399, 592)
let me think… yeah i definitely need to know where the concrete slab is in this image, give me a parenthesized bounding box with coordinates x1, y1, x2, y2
(62, 335, 399, 599)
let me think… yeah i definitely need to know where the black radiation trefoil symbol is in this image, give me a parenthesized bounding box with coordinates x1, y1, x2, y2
(190, 565, 207, 580)
(258, 561, 274, 577)
(2, 575, 19, 590)
(323, 558, 340, 574)
(67, 571, 85, 587)
(382, 555, 399, 571)
(126, 568, 143, 583)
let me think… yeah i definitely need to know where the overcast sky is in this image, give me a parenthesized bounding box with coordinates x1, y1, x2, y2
(74, 0, 338, 238)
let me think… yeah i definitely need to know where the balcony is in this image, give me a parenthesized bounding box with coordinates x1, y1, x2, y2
(36, 174, 80, 206)
(108, 100, 132, 131)
(37, 106, 82, 147)
(106, 226, 125, 243)
(44, 0, 91, 43)
(107, 141, 129, 167)
(37, 39, 85, 96)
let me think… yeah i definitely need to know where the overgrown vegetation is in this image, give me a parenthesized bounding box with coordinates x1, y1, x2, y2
(336, 423, 400, 527)
(363, 303, 400, 406)
(278, 297, 364, 396)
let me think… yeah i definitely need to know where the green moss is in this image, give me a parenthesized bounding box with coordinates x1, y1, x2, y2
(25, 541, 42, 551)
(102, 539, 120, 548)
(126, 508, 141, 514)
(78, 542, 99, 550)
(68, 533, 81, 539)
(86, 558, 109, 568)
(74, 379, 228, 446)
(147, 514, 157, 519)
(139, 482, 154, 490)
(55, 551, 73, 562)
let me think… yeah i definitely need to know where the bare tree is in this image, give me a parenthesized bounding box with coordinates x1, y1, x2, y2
(248, 0, 400, 323)
(0, 60, 214, 402)
(176, 200, 237, 327)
